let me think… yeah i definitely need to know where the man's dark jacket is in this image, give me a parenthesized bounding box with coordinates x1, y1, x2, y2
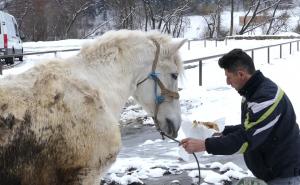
(205, 70, 300, 182)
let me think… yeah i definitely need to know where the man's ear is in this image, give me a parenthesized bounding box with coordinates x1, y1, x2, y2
(237, 70, 247, 79)
(238, 70, 252, 81)
(237, 70, 244, 77)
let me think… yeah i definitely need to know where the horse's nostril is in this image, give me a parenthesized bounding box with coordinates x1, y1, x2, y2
(166, 118, 175, 136)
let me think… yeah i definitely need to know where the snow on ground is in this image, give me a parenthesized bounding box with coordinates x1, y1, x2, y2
(1, 36, 300, 184)
(110, 37, 300, 184)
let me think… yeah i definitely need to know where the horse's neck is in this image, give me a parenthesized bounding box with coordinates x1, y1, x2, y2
(72, 59, 139, 119)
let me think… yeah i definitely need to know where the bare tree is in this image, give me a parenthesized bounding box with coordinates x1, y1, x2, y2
(104, 0, 137, 30)
(266, 0, 282, 34)
(5, 0, 48, 41)
(295, 21, 300, 34)
(238, 0, 290, 35)
(3, 0, 104, 40)
(201, 0, 224, 39)
(268, 11, 290, 34)
(294, 7, 300, 34)
(105, 0, 190, 37)
(239, 0, 261, 35)
(215, 0, 222, 39)
(141, 0, 191, 37)
(82, 17, 114, 39)
(203, 14, 216, 38)
(159, 1, 190, 36)
(5, 0, 31, 32)
(2, 0, 193, 40)
(142, 0, 159, 30)
(52, 0, 98, 39)
(229, 0, 234, 36)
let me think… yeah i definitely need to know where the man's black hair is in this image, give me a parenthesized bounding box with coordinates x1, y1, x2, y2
(218, 49, 256, 74)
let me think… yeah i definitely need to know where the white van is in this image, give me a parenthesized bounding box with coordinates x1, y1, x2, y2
(0, 11, 23, 64)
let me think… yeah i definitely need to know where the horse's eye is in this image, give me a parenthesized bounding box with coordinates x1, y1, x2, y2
(171, 73, 178, 80)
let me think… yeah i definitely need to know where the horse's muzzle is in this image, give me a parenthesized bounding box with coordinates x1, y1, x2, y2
(166, 118, 178, 138)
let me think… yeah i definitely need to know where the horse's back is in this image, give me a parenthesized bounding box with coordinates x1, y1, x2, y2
(0, 60, 121, 184)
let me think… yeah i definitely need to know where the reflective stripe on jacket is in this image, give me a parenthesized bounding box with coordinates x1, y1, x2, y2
(205, 70, 300, 181)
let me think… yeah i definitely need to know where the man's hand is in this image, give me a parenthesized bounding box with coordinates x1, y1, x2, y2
(180, 138, 206, 154)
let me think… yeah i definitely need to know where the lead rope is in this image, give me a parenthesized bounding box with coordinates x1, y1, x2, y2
(157, 129, 201, 185)
(138, 39, 201, 184)
(151, 41, 201, 185)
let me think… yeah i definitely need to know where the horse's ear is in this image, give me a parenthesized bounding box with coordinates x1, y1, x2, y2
(170, 39, 187, 54)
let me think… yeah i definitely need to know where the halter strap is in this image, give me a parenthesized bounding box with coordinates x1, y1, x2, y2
(136, 40, 160, 87)
(151, 40, 160, 72)
(136, 40, 200, 183)
(136, 39, 179, 135)
(155, 77, 180, 99)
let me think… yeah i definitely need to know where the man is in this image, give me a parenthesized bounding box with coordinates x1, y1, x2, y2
(181, 49, 300, 184)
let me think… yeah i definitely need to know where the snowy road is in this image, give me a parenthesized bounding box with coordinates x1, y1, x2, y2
(101, 122, 250, 185)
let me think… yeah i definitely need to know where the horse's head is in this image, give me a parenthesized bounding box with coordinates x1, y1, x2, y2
(134, 34, 186, 138)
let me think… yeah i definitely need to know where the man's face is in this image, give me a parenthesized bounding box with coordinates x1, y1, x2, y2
(224, 69, 248, 91)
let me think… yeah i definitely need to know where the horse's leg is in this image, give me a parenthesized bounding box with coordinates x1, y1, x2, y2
(56, 167, 101, 185)
(55, 167, 85, 185)
(81, 168, 102, 185)
(70, 153, 118, 185)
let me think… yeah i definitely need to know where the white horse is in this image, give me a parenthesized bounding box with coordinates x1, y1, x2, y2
(0, 30, 186, 185)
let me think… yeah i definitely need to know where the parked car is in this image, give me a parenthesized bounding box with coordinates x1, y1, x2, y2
(0, 11, 24, 65)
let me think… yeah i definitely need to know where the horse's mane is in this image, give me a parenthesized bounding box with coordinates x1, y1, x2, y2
(79, 30, 183, 74)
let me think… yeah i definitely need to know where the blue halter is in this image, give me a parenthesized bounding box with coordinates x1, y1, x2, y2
(148, 72, 165, 105)
(136, 39, 179, 136)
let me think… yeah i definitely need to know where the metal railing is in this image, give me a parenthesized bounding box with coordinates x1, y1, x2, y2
(187, 38, 223, 50)
(1, 39, 300, 84)
(0, 48, 81, 59)
(184, 39, 300, 86)
(0, 48, 81, 74)
(187, 36, 300, 50)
